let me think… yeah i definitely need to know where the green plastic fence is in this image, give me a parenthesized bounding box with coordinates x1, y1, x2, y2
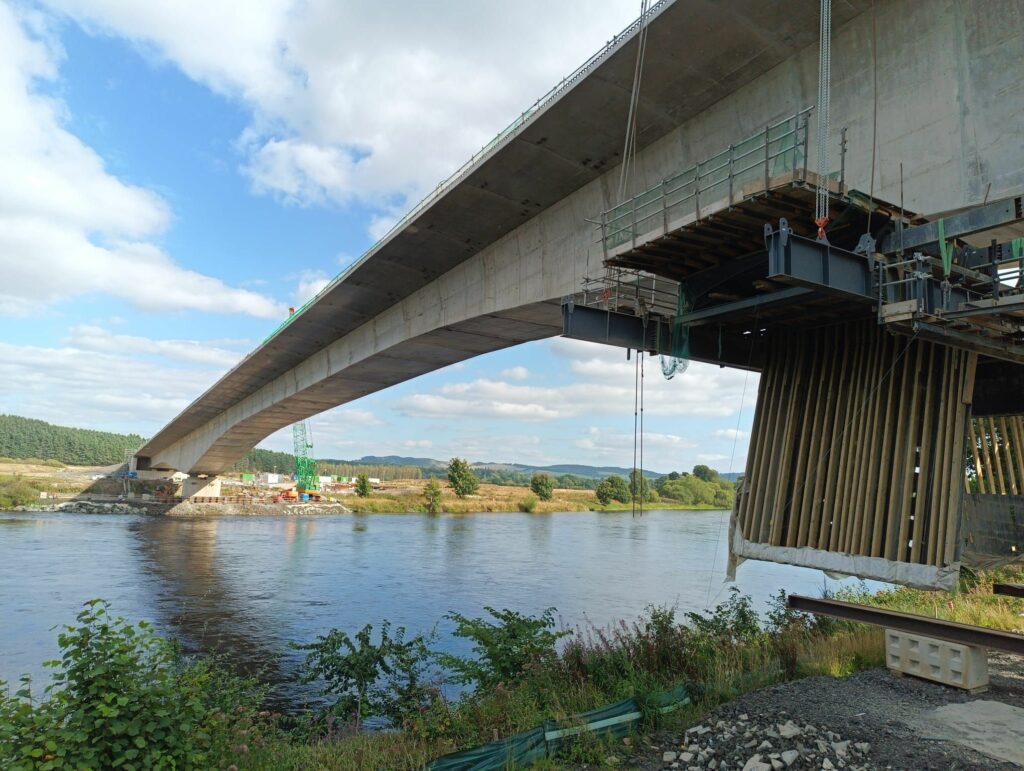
(426, 684, 693, 771)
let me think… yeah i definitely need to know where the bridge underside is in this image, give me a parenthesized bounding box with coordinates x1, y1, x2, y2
(140, 302, 564, 473)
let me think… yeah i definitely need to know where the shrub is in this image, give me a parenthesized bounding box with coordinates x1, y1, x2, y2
(0, 600, 266, 770)
(422, 480, 443, 514)
(294, 622, 437, 730)
(595, 475, 631, 505)
(529, 474, 554, 501)
(355, 474, 372, 497)
(446, 458, 478, 498)
(517, 495, 538, 513)
(437, 607, 569, 689)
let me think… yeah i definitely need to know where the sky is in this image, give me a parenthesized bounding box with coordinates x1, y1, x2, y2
(0, 0, 758, 474)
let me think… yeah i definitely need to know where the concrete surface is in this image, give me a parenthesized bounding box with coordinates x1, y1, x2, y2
(135, 0, 1024, 475)
(914, 699, 1024, 765)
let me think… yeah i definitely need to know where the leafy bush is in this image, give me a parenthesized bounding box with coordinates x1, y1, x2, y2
(422, 480, 443, 513)
(684, 587, 762, 646)
(437, 607, 569, 689)
(446, 458, 479, 498)
(529, 473, 554, 501)
(517, 495, 538, 513)
(354, 474, 372, 497)
(595, 475, 631, 505)
(0, 600, 267, 770)
(294, 622, 437, 729)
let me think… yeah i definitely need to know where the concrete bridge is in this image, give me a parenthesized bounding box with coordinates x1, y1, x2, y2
(137, 0, 1020, 479)
(135, 0, 1024, 586)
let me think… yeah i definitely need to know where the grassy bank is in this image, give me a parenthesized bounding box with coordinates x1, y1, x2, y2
(338, 481, 724, 514)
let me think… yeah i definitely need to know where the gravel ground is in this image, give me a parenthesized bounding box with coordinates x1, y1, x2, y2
(585, 653, 1023, 770)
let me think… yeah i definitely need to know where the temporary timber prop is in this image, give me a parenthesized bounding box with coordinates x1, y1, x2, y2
(728, 321, 975, 590)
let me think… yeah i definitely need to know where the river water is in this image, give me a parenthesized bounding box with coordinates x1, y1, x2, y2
(0, 509, 870, 705)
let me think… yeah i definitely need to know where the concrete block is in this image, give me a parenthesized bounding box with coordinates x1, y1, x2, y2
(885, 629, 988, 692)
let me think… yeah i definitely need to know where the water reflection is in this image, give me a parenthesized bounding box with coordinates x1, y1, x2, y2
(0, 510, 876, 707)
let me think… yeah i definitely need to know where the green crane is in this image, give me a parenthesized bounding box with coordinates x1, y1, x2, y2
(292, 420, 319, 494)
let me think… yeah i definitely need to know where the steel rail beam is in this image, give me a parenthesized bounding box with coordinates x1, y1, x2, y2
(787, 594, 1024, 654)
(993, 583, 1024, 599)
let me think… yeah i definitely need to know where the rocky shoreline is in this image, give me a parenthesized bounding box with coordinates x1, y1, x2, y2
(15, 501, 150, 515)
(13, 499, 354, 517)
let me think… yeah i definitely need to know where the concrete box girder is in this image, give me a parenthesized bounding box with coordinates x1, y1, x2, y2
(136, 0, 1024, 475)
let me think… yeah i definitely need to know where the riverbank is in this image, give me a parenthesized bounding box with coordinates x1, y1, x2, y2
(230, 567, 1024, 769)
(5, 567, 1018, 769)
(2, 458, 738, 516)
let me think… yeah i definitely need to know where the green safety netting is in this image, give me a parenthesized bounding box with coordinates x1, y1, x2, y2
(426, 684, 693, 771)
(660, 284, 692, 379)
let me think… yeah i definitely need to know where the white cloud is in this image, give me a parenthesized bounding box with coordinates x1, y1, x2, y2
(0, 338, 226, 433)
(573, 426, 695, 461)
(402, 439, 433, 450)
(0, 5, 286, 318)
(38, 0, 639, 235)
(398, 340, 755, 423)
(499, 366, 529, 381)
(66, 324, 245, 368)
(714, 428, 749, 440)
(292, 269, 331, 306)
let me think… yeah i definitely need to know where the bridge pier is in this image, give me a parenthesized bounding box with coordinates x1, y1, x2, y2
(181, 477, 221, 499)
(730, 320, 976, 589)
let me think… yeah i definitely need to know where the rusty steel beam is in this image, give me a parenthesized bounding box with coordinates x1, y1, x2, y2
(787, 594, 1024, 655)
(993, 583, 1024, 599)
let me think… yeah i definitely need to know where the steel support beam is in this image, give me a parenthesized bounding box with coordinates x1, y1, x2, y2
(560, 302, 763, 370)
(766, 221, 874, 300)
(679, 287, 814, 327)
(941, 293, 1024, 320)
(879, 196, 1024, 253)
(912, 321, 1024, 366)
(787, 595, 1024, 655)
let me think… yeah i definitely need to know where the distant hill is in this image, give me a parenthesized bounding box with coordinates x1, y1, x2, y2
(348, 456, 665, 480)
(233, 451, 673, 481)
(0, 414, 144, 466)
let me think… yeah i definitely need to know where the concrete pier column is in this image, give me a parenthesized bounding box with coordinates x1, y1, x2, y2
(182, 476, 221, 498)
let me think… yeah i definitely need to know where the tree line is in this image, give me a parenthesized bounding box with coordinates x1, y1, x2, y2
(231, 448, 424, 480)
(594, 464, 736, 507)
(0, 415, 145, 466)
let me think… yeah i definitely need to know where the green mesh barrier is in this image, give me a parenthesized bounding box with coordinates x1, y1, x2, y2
(426, 685, 693, 771)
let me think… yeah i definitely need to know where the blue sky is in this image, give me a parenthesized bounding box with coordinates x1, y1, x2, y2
(0, 1, 757, 473)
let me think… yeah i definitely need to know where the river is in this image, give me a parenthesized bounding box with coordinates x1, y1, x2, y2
(0, 509, 872, 706)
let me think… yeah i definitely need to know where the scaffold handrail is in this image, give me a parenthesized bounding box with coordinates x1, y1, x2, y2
(599, 108, 821, 254)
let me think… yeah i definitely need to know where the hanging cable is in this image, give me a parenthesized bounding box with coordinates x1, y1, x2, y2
(639, 345, 645, 517)
(866, 0, 879, 237)
(814, 0, 832, 240)
(617, 0, 650, 203)
(632, 347, 640, 517)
